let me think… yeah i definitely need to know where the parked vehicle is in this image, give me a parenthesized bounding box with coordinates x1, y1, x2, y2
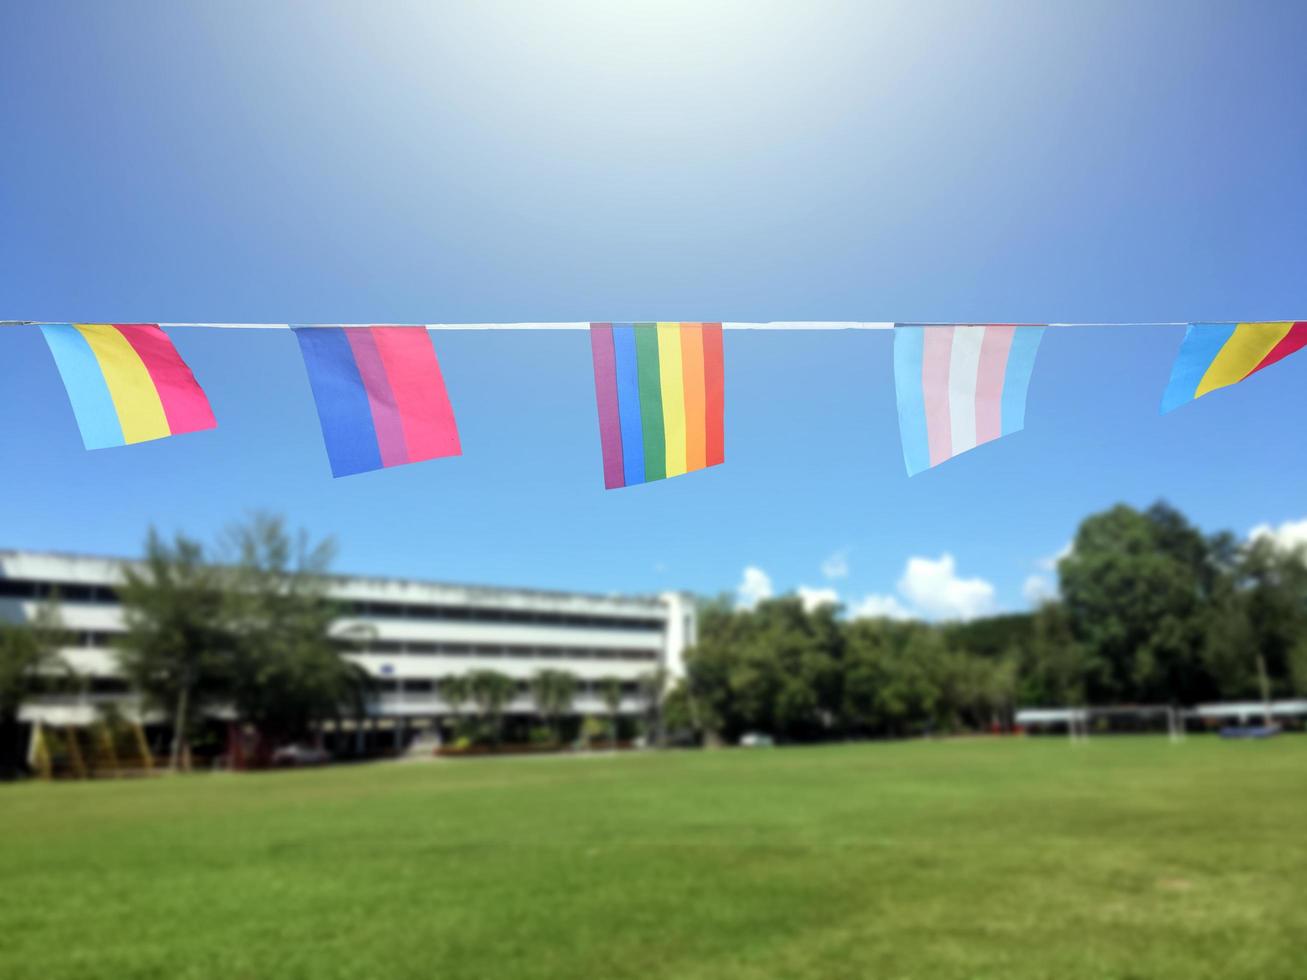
(271, 744, 332, 766)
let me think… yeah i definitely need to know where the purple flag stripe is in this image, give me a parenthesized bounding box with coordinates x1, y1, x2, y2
(589, 324, 625, 488)
(344, 327, 410, 468)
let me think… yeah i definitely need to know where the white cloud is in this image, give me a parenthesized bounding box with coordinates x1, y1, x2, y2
(849, 593, 914, 621)
(736, 566, 774, 609)
(896, 554, 996, 621)
(736, 554, 996, 623)
(1038, 541, 1073, 572)
(820, 550, 850, 580)
(1023, 574, 1056, 605)
(796, 585, 840, 612)
(1249, 518, 1307, 554)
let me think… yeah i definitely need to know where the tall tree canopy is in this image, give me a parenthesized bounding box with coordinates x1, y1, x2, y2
(117, 530, 231, 770)
(221, 514, 371, 751)
(1059, 503, 1225, 703)
(531, 669, 577, 743)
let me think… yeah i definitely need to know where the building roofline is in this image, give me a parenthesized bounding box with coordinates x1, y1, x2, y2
(0, 548, 675, 610)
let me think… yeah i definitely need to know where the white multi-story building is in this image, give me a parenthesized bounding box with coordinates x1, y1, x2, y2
(1, 550, 696, 744)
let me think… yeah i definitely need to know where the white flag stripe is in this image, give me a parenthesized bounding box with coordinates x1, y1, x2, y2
(947, 326, 986, 454)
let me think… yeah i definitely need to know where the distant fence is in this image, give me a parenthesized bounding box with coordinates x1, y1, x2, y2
(1016, 700, 1307, 739)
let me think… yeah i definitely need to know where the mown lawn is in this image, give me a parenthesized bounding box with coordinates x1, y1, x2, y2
(1, 737, 1304, 980)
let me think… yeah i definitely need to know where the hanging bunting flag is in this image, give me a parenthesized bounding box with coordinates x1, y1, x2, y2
(589, 322, 724, 489)
(1161, 322, 1307, 413)
(894, 324, 1044, 475)
(293, 326, 461, 477)
(40, 323, 217, 450)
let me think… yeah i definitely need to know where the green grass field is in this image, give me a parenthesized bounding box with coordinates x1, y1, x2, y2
(1, 738, 1304, 980)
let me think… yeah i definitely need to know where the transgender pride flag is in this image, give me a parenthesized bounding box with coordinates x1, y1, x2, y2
(893, 325, 1044, 475)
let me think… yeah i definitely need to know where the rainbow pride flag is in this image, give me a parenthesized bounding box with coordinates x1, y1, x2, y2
(293, 326, 461, 478)
(1161, 322, 1307, 413)
(40, 323, 216, 450)
(589, 322, 724, 489)
(894, 324, 1043, 475)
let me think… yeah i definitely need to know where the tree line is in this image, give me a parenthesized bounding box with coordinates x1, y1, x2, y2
(435, 668, 664, 749)
(664, 502, 1307, 744)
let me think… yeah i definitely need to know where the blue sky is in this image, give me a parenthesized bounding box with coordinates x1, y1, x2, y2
(2, 1, 1306, 618)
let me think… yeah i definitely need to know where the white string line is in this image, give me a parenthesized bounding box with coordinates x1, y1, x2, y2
(0, 320, 895, 330)
(1, 320, 1299, 330)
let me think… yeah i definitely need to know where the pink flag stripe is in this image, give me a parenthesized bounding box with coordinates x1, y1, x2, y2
(344, 328, 410, 468)
(973, 325, 1015, 445)
(113, 324, 217, 435)
(921, 326, 954, 466)
(369, 326, 462, 462)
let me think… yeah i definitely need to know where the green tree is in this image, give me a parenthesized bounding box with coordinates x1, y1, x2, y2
(0, 603, 70, 779)
(686, 596, 845, 742)
(1290, 637, 1307, 696)
(1059, 502, 1222, 703)
(598, 677, 623, 748)
(842, 621, 939, 736)
(531, 669, 576, 744)
(221, 515, 371, 758)
(1233, 537, 1307, 712)
(438, 674, 471, 739)
(116, 530, 231, 771)
(1015, 602, 1089, 707)
(468, 670, 516, 746)
(638, 667, 668, 746)
(658, 680, 699, 741)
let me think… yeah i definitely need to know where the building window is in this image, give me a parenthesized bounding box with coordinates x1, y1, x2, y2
(88, 677, 130, 695)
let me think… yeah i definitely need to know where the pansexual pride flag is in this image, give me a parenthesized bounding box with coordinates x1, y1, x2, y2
(1161, 321, 1307, 413)
(589, 322, 724, 489)
(894, 324, 1044, 475)
(40, 323, 216, 450)
(293, 326, 461, 478)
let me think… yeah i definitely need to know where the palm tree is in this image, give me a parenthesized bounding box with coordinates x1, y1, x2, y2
(438, 674, 471, 740)
(116, 529, 231, 772)
(599, 678, 623, 750)
(0, 602, 70, 779)
(468, 670, 516, 747)
(638, 667, 668, 748)
(531, 669, 577, 745)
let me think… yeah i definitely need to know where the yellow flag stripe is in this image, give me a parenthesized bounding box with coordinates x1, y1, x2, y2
(75, 324, 171, 444)
(657, 323, 687, 477)
(1196, 322, 1293, 398)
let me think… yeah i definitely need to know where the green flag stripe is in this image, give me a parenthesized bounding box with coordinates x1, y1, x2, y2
(634, 324, 666, 481)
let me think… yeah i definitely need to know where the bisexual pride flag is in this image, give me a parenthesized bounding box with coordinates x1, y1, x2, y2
(41, 323, 216, 449)
(894, 324, 1044, 475)
(1161, 322, 1307, 413)
(293, 326, 461, 477)
(589, 323, 724, 489)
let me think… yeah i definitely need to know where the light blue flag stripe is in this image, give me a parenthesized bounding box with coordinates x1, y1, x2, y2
(893, 326, 930, 476)
(611, 324, 645, 486)
(1000, 327, 1044, 436)
(1160, 323, 1236, 413)
(40, 323, 124, 449)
